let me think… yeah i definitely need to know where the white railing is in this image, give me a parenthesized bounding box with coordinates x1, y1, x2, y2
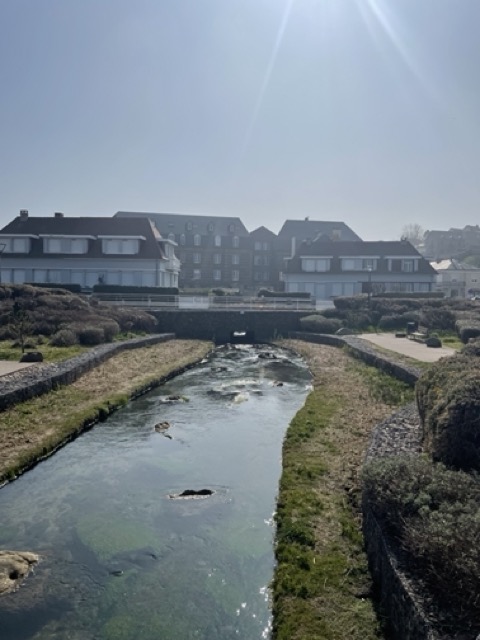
(92, 293, 334, 311)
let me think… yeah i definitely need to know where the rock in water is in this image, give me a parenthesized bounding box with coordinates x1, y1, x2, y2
(0, 551, 40, 595)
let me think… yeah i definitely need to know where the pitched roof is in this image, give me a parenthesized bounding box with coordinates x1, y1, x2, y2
(277, 219, 362, 248)
(0, 215, 166, 259)
(250, 226, 277, 239)
(285, 239, 437, 274)
(115, 211, 249, 236)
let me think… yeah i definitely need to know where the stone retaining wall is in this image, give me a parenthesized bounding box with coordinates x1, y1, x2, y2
(290, 332, 446, 640)
(0, 334, 175, 412)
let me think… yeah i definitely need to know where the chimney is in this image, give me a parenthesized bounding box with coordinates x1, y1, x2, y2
(54, 212, 64, 218)
(19, 209, 28, 221)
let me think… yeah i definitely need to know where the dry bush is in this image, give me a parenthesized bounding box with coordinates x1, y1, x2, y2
(299, 315, 343, 334)
(416, 355, 480, 471)
(363, 457, 480, 631)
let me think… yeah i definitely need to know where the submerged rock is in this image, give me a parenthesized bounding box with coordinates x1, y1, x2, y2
(0, 551, 40, 595)
(154, 421, 170, 432)
(169, 489, 215, 499)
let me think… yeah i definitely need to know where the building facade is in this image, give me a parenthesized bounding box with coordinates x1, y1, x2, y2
(0, 211, 179, 288)
(283, 239, 437, 300)
(430, 259, 480, 298)
(116, 211, 251, 290)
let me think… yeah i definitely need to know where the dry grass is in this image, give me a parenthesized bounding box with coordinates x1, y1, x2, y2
(0, 340, 211, 483)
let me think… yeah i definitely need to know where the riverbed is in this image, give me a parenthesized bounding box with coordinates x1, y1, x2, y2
(0, 344, 311, 640)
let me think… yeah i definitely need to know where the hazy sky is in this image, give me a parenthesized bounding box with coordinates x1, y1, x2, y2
(1, 0, 479, 239)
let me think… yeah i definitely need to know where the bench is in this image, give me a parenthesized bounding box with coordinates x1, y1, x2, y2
(408, 331, 428, 343)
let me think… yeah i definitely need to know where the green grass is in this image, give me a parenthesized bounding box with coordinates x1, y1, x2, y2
(272, 389, 382, 640)
(349, 361, 414, 406)
(0, 339, 87, 362)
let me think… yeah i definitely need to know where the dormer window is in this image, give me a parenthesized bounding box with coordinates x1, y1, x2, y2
(207, 222, 214, 233)
(228, 224, 235, 233)
(0, 237, 32, 253)
(99, 236, 144, 255)
(186, 221, 193, 231)
(41, 235, 92, 254)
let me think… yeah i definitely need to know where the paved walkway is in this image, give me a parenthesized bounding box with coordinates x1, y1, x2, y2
(358, 333, 457, 363)
(0, 361, 36, 377)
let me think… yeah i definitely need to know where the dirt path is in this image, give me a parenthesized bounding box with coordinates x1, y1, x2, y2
(0, 339, 211, 483)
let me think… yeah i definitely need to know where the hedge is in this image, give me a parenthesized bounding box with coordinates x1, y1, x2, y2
(92, 285, 179, 295)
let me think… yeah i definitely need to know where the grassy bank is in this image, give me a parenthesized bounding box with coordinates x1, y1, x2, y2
(273, 340, 414, 640)
(0, 339, 211, 484)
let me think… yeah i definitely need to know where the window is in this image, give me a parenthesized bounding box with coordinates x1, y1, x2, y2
(402, 259, 415, 273)
(232, 270, 240, 281)
(302, 258, 330, 272)
(214, 235, 221, 247)
(193, 253, 201, 264)
(102, 239, 139, 254)
(232, 236, 239, 248)
(193, 234, 201, 246)
(254, 271, 262, 281)
(186, 221, 193, 231)
(341, 258, 376, 271)
(214, 253, 221, 264)
(44, 238, 89, 254)
(263, 256, 269, 266)
(263, 271, 270, 281)
(213, 270, 221, 281)
(207, 223, 214, 233)
(193, 269, 201, 280)
(254, 241, 262, 251)
(179, 233, 186, 245)
(228, 224, 235, 233)
(0, 238, 30, 253)
(254, 256, 262, 266)
(232, 254, 240, 265)
(263, 242, 269, 251)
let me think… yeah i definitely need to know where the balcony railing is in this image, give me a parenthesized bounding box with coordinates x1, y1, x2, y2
(92, 293, 333, 311)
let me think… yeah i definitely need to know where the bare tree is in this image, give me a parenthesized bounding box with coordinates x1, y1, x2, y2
(401, 223, 425, 249)
(9, 301, 32, 353)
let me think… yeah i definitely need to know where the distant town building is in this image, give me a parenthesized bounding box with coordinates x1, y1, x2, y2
(430, 258, 480, 298)
(0, 211, 179, 288)
(283, 238, 437, 299)
(424, 226, 480, 261)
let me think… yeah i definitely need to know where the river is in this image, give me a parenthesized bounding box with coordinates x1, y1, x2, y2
(0, 344, 311, 640)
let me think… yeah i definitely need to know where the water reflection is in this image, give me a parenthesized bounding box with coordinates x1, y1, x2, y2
(0, 344, 311, 639)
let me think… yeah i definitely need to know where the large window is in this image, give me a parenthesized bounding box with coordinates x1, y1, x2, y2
(213, 270, 221, 281)
(193, 253, 201, 264)
(214, 235, 221, 247)
(232, 236, 239, 248)
(341, 258, 376, 271)
(214, 253, 222, 264)
(402, 259, 415, 273)
(232, 270, 240, 281)
(102, 239, 139, 254)
(232, 254, 240, 265)
(0, 238, 30, 253)
(44, 238, 89, 254)
(179, 234, 186, 245)
(302, 258, 330, 272)
(193, 234, 201, 246)
(193, 269, 201, 280)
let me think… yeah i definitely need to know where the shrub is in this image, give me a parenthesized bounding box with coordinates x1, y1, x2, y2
(425, 336, 442, 348)
(299, 315, 343, 334)
(456, 319, 480, 344)
(363, 457, 480, 630)
(49, 329, 78, 347)
(420, 308, 456, 332)
(377, 312, 418, 331)
(462, 338, 480, 357)
(97, 320, 120, 342)
(77, 326, 105, 346)
(108, 309, 157, 333)
(416, 354, 480, 471)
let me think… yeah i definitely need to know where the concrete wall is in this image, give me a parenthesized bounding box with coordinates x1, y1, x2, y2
(153, 310, 312, 343)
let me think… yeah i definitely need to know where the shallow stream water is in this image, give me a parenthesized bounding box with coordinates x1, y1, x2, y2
(0, 344, 311, 640)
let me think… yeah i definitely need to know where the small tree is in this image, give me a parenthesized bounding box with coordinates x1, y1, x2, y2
(401, 223, 425, 250)
(9, 301, 32, 353)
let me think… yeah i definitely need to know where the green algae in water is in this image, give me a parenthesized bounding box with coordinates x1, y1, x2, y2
(76, 513, 162, 561)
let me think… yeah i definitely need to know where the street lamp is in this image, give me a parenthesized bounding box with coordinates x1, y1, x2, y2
(367, 266, 372, 308)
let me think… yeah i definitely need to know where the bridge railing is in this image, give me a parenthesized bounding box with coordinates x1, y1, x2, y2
(92, 293, 334, 311)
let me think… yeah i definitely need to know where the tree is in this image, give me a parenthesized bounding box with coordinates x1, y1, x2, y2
(9, 301, 32, 353)
(401, 223, 425, 250)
